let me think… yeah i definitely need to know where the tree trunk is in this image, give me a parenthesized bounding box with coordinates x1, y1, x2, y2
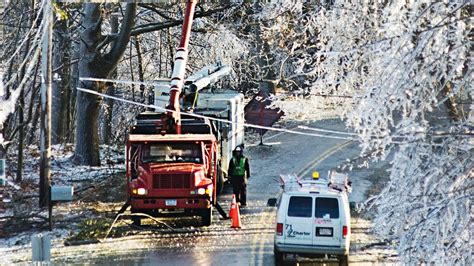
(101, 82, 115, 145)
(28, 95, 41, 145)
(129, 43, 136, 102)
(253, 4, 275, 81)
(74, 81, 101, 165)
(52, 16, 71, 144)
(68, 45, 79, 144)
(135, 37, 146, 102)
(16, 78, 25, 183)
(74, 4, 103, 166)
(74, 3, 136, 165)
(100, 12, 118, 145)
(16, 1, 34, 182)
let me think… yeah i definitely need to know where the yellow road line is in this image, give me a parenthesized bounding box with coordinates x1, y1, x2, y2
(298, 140, 353, 177)
(250, 139, 354, 265)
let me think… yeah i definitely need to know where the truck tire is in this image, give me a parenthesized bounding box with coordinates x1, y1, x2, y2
(201, 206, 213, 226)
(274, 248, 284, 266)
(338, 254, 349, 266)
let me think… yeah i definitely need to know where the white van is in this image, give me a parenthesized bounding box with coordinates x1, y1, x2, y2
(273, 172, 351, 265)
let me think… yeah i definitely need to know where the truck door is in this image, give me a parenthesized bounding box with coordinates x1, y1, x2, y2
(283, 196, 313, 245)
(313, 197, 341, 246)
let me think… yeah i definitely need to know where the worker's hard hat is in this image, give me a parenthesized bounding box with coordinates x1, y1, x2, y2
(235, 146, 242, 152)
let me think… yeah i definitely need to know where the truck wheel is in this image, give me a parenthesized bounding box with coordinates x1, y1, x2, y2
(274, 248, 284, 266)
(201, 206, 213, 226)
(338, 254, 349, 266)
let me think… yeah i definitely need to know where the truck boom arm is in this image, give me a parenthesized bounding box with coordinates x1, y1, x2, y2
(167, 0, 198, 134)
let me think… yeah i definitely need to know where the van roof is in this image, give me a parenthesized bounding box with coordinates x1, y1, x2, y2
(284, 182, 345, 197)
(280, 172, 351, 196)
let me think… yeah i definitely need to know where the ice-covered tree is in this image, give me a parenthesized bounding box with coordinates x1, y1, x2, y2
(269, 1, 472, 263)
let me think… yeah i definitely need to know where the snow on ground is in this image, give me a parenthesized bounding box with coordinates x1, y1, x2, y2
(0, 143, 126, 260)
(19, 144, 125, 184)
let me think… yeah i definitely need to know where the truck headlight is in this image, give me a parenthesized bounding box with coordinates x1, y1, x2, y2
(137, 188, 148, 195)
(197, 188, 206, 195)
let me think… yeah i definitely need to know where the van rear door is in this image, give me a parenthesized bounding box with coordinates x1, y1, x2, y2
(313, 197, 341, 246)
(283, 196, 313, 245)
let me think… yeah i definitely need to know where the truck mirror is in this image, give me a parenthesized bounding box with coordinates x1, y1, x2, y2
(267, 198, 277, 207)
(131, 166, 138, 179)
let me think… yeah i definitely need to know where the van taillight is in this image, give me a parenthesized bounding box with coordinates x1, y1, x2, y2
(342, 226, 348, 238)
(276, 223, 283, 236)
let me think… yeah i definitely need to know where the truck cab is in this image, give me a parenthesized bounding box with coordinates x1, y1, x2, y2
(126, 120, 218, 226)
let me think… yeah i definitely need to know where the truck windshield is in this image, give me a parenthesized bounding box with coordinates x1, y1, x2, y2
(141, 142, 202, 163)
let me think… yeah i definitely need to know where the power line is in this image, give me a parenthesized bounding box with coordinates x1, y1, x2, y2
(79, 77, 169, 87)
(80, 76, 361, 138)
(297, 125, 358, 136)
(76, 86, 356, 141)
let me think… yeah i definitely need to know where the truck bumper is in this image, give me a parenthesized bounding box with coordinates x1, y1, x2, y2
(131, 197, 211, 210)
(274, 243, 348, 256)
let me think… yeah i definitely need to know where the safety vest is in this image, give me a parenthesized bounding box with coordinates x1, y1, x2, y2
(232, 157, 246, 176)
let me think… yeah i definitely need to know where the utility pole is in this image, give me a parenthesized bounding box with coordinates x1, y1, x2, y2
(39, 1, 52, 208)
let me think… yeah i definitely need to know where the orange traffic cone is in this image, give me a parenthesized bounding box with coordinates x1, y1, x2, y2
(229, 194, 237, 219)
(230, 199, 242, 229)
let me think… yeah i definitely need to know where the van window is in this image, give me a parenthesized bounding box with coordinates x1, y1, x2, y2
(315, 197, 339, 219)
(288, 196, 312, 217)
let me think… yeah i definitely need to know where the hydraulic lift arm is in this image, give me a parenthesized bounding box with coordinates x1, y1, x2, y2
(166, 0, 198, 134)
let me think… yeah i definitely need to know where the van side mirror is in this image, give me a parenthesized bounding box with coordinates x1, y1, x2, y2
(267, 198, 277, 207)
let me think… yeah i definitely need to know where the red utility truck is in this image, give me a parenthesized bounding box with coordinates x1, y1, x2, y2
(124, 0, 244, 226)
(127, 120, 219, 225)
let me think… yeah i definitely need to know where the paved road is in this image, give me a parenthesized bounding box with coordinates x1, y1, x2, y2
(4, 119, 396, 265)
(87, 119, 360, 265)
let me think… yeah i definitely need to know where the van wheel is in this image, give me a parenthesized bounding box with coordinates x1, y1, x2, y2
(274, 249, 284, 265)
(201, 206, 213, 226)
(338, 254, 349, 266)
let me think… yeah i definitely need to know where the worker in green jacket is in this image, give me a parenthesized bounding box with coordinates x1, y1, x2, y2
(228, 146, 250, 206)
